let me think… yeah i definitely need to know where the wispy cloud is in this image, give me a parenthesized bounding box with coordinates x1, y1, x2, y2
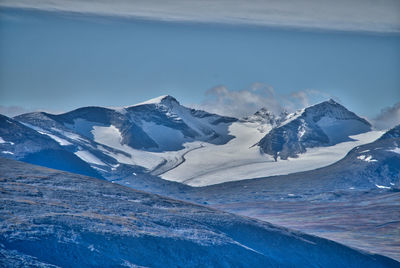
(1, 0, 399, 33)
(372, 102, 400, 130)
(192, 83, 332, 118)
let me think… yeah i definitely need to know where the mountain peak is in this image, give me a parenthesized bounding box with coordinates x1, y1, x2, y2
(302, 99, 370, 124)
(258, 99, 372, 160)
(159, 95, 180, 105)
(241, 107, 289, 127)
(130, 95, 180, 107)
(254, 107, 274, 117)
(310, 98, 344, 110)
(328, 98, 338, 104)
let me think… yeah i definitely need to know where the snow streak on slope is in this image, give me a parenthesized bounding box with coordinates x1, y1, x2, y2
(161, 122, 383, 186)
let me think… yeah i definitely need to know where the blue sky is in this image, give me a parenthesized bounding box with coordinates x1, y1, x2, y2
(0, 3, 399, 122)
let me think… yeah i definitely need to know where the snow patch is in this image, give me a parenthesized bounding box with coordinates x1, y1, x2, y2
(51, 128, 88, 143)
(375, 184, 391, 189)
(93, 166, 108, 173)
(92, 125, 165, 170)
(74, 150, 106, 166)
(298, 124, 306, 139)
(38, 131, 72, 146)
(111, 164, 120, 171)
(0, 137, 14, 145)
(357, 155, 378, 162)
(388, 147, 400, 154)
(2, 151, 14, 155)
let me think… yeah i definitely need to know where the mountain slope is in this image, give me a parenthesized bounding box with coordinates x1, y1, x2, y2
(0, 114, 103, 179)
(0, 158, 398, 268)
(72, 125, 399, 260)
(258, 99, 372, 160)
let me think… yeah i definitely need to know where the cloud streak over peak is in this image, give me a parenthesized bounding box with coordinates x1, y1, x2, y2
(1, 0, 400, 33)
(372, 102, 400, 130)
(192, 84, 333, 118)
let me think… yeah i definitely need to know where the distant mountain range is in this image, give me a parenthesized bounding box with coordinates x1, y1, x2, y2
(0, 95, 397, 189)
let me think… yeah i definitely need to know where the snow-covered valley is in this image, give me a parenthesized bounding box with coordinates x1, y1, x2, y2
(161, 122, 383, 186)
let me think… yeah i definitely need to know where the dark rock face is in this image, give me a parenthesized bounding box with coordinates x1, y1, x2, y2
(241, 107, 288, 126)
(258, 99, 372, 160)
(0, 115, 104, 179)
(1, 158, 398, 268)
(379, 124, 400, 140)
(0, 114, 60, 157)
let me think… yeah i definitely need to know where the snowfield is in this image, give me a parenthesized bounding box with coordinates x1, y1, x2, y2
(161, 121, 383, 186)
(91, 123, 204, 172)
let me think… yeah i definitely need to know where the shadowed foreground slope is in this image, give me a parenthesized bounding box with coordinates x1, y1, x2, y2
(0, 158, 398, 267)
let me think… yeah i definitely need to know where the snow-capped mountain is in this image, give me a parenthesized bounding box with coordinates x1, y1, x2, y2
(16, 95, 236, 152)
(0, 96, 382, 186)
(1, 158, 398, 268)
(258, 99, 372, 160)
(11, 95, 237, 179)
(348, 124, 400, 188)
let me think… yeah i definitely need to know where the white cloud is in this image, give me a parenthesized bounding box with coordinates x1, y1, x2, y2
(1, 0, 399, 33)
(192, 84, 331, 118)
(372, 102, 400, 130)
